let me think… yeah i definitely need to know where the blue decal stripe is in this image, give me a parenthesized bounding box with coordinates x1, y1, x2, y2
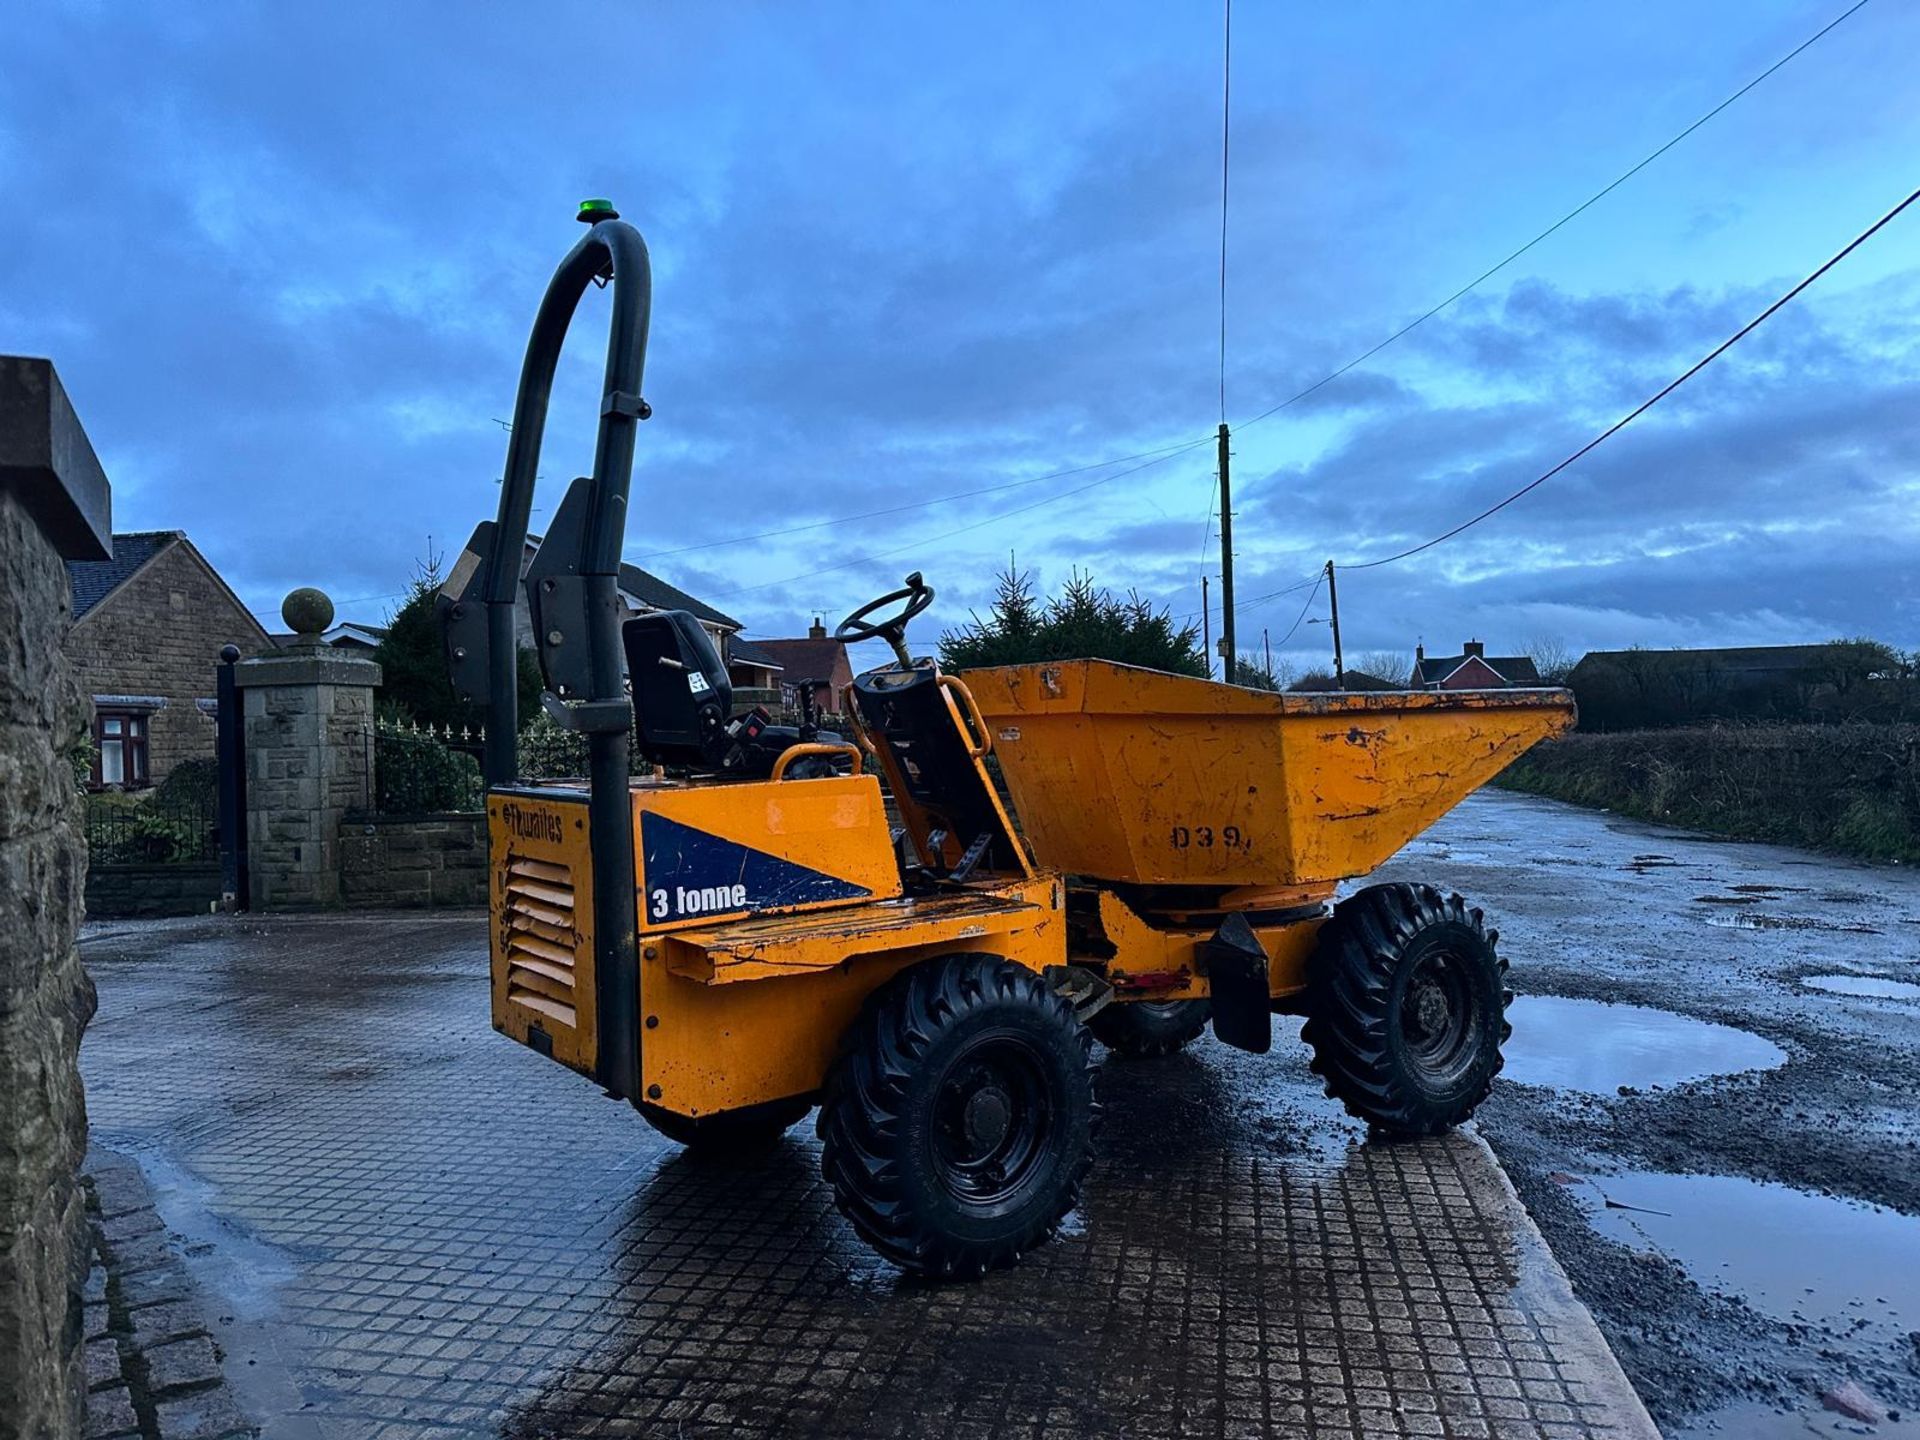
(640, 811, 871, 923)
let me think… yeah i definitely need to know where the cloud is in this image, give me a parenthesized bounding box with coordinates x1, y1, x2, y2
(3, 0, 1916, 661)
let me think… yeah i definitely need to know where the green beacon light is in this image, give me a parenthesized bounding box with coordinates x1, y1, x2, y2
(577, 198, 619, 224)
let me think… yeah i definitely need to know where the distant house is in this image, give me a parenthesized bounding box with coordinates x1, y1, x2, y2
(1570, 644, 1833, 689)
(477, 527, 782, 709)
(725, 636, 784, 709)
(488, 528, 743, 655)
(1567, 643, 1844, 730)
(753, 620, 857, 709)
(65, 531, 271, 788)
(1412, 641, 1542, 690)
(266, 621, 388, 652)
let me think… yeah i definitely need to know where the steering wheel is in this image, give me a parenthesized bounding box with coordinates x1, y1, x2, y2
(837, 572, 934, 668)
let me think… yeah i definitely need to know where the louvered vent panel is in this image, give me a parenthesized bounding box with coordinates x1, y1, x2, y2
(504, 857, 580, 1027)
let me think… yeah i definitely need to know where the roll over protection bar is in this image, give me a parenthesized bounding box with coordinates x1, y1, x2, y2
(440, 209, 652, 1101)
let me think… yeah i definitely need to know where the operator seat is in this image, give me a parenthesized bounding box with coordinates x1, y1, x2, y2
(624, 610, 732, 768)
(851, 663, 1020, 873)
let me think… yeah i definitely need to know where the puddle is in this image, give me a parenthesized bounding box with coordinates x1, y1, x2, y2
(1692, 894, 1760, 906)
(1626, 853, 1682, 872)
(1802, 974, 1920, 1001)
(1673, 1397, 1920, 1440)
(1400, 839, 1489, 863)
(1502, 996, 1785, 1095)
(1706, 912, 1882, 935)
(1574, 1169, 1920, 1339)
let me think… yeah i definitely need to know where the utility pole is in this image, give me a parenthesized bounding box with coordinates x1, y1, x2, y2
(1201, 574, 1212, 680)
(1324, 559, 1345, 689)
(1263, 627, 1271, 680)
(1217, 423, 1235, 684)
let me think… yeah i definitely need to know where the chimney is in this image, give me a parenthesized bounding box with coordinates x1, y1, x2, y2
(1415, 643, 1425, 663)
(1463, 639, 1485, 659)
(808, 616, 826, 640)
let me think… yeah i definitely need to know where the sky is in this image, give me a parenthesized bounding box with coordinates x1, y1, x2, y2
(5, 0, 1917, 676)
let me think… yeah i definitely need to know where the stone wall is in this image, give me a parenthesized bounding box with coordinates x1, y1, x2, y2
(339, 813, 488, 908)
(65, 537, 270, 787)
(0, 491, 96, 1437)
(83, 863, 222, 920)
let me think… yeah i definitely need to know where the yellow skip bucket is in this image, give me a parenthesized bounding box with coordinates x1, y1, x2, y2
(961, 660, 1575, 890)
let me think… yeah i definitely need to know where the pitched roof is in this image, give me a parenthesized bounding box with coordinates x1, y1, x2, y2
(66, 531, 177, 620)
(513, 529, 742, 631)
(754, 636, 850, 686)
(616, 561, 741, 631)
(1415, 652, 1542, 686)
(728, 636, 782, 670)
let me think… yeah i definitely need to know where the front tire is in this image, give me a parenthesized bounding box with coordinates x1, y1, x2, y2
(636, 1095, 813, 1154)
(819, 953, 1097, 1279)
(1088, 999, 1211, 1057)
(1302, 883, 1508, 1136)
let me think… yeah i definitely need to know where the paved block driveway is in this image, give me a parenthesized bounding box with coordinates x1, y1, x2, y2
(80, 912, 1654, 1439)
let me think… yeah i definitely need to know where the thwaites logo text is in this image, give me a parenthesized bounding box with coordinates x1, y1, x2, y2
(498, 802, 565, 845)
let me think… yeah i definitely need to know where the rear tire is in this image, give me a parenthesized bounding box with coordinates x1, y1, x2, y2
(818, 953, 1097, 1279)
(1088, 999, 1211, 1057)
(636, 1095, 813, 1154)
(1302, 883, 1508, 1136)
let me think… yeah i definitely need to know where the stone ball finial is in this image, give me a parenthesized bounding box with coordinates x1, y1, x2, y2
(282, 587, 334, 638)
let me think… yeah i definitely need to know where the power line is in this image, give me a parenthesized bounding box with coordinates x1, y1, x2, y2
(260, 0, 1875, 626)
(1232, 0, 1874, 433)
(580, 0, 1876, 589)
(1269, 569, 1324, 649)
(1341, 183, 1920, 572)
(1179, 566, 1318, 624)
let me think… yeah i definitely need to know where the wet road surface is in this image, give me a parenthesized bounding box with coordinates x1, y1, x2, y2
(79, 900, 1654, 1439)
(1376, 789, 1920, 1439)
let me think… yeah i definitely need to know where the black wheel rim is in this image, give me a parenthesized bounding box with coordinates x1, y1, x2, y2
(930, 1035, 1054, 1207)
(1399, 946, 1479, 1083)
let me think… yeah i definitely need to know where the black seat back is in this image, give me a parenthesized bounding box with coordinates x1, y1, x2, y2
(624, 610, 731, 767)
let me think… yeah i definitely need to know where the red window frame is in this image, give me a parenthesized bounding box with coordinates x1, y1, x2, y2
(93, 711, 151, 790)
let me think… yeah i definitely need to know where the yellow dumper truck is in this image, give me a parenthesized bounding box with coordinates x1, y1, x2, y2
(442, 204, 1575, 1278)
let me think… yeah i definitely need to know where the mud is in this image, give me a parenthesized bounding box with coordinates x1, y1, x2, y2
(1376, 790, 1920, 1437)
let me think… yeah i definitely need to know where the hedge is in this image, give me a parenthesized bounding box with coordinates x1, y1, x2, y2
(1497, 723, 1920, 863)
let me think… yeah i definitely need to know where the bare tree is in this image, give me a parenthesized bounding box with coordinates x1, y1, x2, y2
(1524, 635, 1576, 684)
(1352, 649, 1414, 686)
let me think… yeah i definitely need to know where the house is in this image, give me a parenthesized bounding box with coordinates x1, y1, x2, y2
(725, 636, 784, 710)
(1569, 644, 1834, 689)
(752, 619, 857, 710)
(1566, 643, 1847, 730)
(267, 621, 388, 651)
(487, 527, 743, 655)
(65, 531, 272, 788)
(1411, 641, 1542, 690)
(480, 527, 785, 709)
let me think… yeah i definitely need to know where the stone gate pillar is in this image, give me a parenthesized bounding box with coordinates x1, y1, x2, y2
(233, 589, 381, 909)
(0, 356, 110, 1440)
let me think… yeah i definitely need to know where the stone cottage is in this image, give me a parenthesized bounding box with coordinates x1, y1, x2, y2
(65, 530, 271, 787)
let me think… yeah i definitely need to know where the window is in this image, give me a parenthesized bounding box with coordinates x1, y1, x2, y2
(95, 712, 150, 789)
